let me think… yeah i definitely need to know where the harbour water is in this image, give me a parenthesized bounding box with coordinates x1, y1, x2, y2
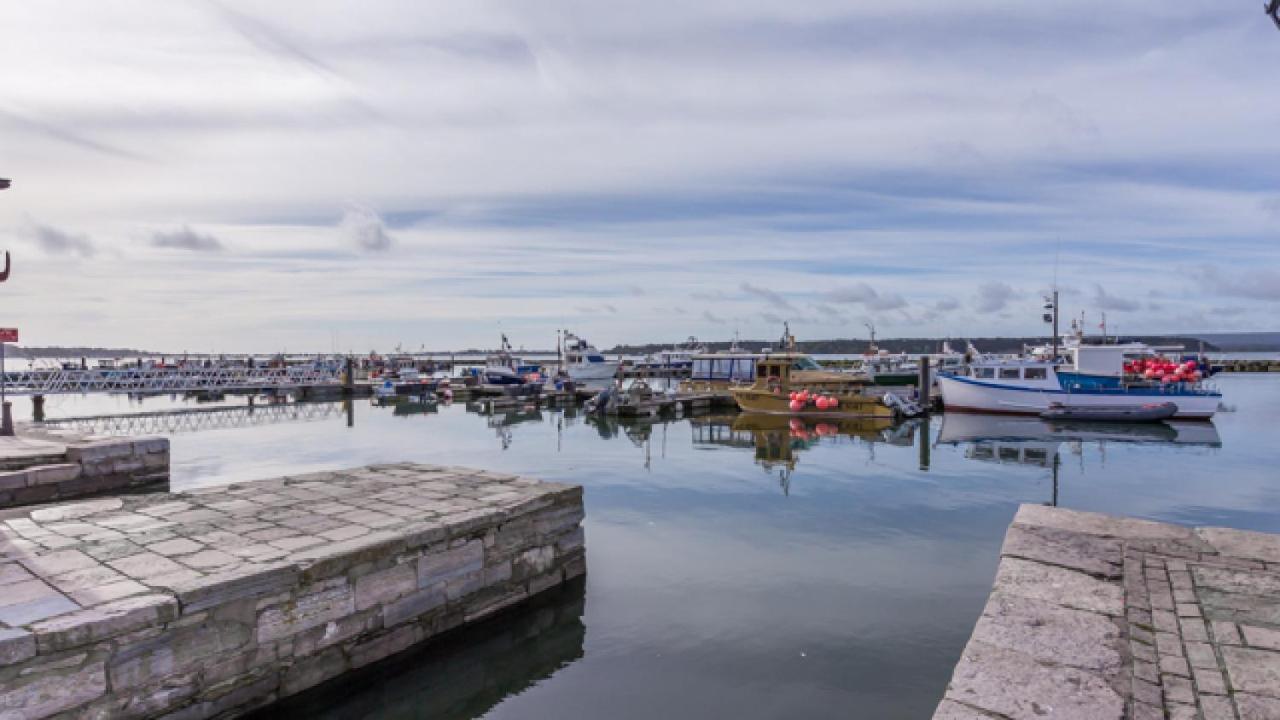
(9, 373, 1280, 719)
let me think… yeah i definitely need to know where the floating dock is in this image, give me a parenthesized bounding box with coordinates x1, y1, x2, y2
(935, 504, 1280, 719)
(0, 463, 584, 720)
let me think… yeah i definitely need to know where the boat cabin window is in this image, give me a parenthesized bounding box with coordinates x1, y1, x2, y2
(974, 367, 995, 379)
(791, 356, 822, 371)
(1023, 367, 1047, 380)
(999, 368, 1020, 379)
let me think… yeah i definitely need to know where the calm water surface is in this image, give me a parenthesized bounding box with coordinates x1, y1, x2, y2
(16, 374, 1280, 719)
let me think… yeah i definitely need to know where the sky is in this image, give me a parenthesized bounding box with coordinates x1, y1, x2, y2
(1, 1, 1279, 353)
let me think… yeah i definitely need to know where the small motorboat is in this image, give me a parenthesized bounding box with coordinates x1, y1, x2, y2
(1038, 402, 1178, 423)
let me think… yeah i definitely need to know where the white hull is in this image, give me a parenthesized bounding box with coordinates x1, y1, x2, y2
(566, 361, 619, 382)
(937, 376, 1220, 419)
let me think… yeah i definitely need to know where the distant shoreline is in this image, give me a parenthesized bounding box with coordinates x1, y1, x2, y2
(8, 331, 1280, 358)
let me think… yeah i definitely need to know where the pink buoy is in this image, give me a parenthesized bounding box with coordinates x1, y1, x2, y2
(828, 396, 839, 408)
(789, 418, 804, 432)
(789, 399, 804, 412)
(815, 396, 830, 410)
(1161, 375, 1175, 384)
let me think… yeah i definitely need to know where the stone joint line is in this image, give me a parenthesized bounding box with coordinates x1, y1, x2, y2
(934, 505, 1280, 720)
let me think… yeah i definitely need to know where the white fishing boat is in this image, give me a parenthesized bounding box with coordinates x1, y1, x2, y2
(937, 301, 1221, 419)
(560, 332, 619, 383)
(639, 336, 705, 371)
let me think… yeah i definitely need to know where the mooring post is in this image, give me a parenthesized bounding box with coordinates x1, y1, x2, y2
(31, 395, 44, 423)
(0, 339, 11, 436)
(917, 355, 931, 410)
(918, 416, 931, 471)
(344, 356, 355, 396)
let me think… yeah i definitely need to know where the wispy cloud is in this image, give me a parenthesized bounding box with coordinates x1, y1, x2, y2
(29, 224, 95, 257)
(1192, 265, 1280, 302)
(825, 282, 906, 311)
(151, 226, 223, 252)
(973, 282, 1016, 313)
(1091, 283, 1139, 312)
(339, 206, 393, 252)
(740, 282, 795, 311)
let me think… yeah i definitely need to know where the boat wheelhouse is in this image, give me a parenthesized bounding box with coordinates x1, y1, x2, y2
(561, 332, 619, 383)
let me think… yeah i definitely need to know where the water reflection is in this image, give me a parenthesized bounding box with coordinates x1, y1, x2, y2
(255, 577, 586, 720)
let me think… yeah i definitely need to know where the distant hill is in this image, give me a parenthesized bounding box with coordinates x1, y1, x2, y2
(609, 335, 1221, 355)
(8, 346, 164, 359)
(1190, 332, 1280, 351)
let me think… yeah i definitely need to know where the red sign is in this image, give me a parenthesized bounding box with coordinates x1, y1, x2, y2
(0, 329, 17, 342)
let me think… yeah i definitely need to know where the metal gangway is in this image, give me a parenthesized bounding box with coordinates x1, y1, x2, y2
(37, 401, 345, 435)
(1, 361, 345, 396)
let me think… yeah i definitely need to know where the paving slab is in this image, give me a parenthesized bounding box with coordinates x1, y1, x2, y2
(935, 505, 1280, 719)
(0, 462, 585, 720)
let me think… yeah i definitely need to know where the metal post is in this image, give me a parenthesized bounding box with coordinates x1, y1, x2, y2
(31, 395, 44, 423)
(917, 416, 931, 471)
(0, 340, 11, 436)
(344, 356, 354, 396)
(917, 355, 930, 409)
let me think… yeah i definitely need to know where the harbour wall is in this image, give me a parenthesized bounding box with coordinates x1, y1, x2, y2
(934, 504, 1280, 719)
(0, 463, 585, 719)
(0, 436, 169, 509)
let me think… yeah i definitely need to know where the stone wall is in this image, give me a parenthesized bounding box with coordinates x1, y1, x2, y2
(934, 504, 1280, 719)
(0, 437, 169, 509)
(0, 464, 584, 719)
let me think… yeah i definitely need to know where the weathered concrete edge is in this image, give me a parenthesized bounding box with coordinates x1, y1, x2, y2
(0, 466, 585, 720)
(932, 504, 1280, 719)
(0, 436, 169, 509)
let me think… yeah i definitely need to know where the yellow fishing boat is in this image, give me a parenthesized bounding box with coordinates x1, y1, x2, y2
(730, 353, 898, 419)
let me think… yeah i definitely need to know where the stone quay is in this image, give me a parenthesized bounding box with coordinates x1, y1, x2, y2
(0, 432, 169, 509)
(935, 504, 1280, 719)
(0, 463, 585, 719)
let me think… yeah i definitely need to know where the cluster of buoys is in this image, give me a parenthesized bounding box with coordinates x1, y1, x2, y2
(1123, 358, 1203, 384)
(787, 389, 840, 412)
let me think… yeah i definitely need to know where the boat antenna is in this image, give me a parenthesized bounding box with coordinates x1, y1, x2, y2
(1268, 0, 1280, 30)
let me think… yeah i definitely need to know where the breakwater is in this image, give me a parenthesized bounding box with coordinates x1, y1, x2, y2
(0, 463, 585, 719)
(935, 504, 1280, 719)
(0, 434, 168, 509)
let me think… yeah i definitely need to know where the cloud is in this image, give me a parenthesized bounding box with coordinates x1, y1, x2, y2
(0, 108, 147, 161)
(824, 282, 906, 311)
(934, 297, 960, 312)
(30, 224, 95, 257)
(690, 290, 727, 301)
(339, 206, 393, 252)
(1192, 265, 1280, 301)
(1209, 306, 1246, 317)
(625, 285, 646, 296)
(151, 226, 223, 252)
(761, 311, 786, 324)
(1090, 283, 1139, 312)
(972, 282, 1016, 313)
(702, 310, 727, 324)
(740, 282, 795, 311)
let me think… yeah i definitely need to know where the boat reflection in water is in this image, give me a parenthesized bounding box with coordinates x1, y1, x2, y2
(936, 413, 1222, 448)
(692, 413, 903, 493)
(937, 413, 1222, 506)
(253, 578, 586, 720)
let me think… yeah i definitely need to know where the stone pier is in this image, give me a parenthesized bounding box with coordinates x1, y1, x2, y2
(0, 463, 585, 719)
(0, 433, 169, 509)
(935, 504, 1280, 719)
